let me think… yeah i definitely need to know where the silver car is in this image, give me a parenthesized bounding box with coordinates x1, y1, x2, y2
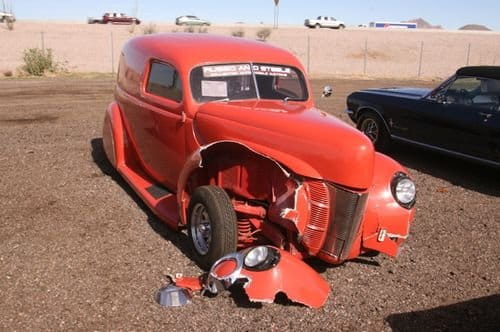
(175, 15, 211, 26)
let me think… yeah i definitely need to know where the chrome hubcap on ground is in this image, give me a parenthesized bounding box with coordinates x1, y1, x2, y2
(361, 118, 379, 143)
(191, 203, 212, 255)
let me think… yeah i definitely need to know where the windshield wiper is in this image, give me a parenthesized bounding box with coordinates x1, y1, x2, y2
(283, 96, 302, 102)
(208, 97, 230, 103)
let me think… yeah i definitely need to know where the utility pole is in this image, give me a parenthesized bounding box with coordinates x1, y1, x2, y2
(273, 0, 280, 29)
(133, 0, 138, 17)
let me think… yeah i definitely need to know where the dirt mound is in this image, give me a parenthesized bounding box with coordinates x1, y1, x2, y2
(406, 18, 442, 29)
(459, 24, 491, 31)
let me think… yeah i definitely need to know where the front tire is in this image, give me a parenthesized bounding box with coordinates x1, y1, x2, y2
(187, 186, 237, 270)
(357, 113, 390, 151)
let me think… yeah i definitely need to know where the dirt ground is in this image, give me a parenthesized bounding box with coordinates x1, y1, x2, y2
(0, 77, 498, 331)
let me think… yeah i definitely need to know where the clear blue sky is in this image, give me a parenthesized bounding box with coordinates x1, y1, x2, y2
(9, 0, 500, 30)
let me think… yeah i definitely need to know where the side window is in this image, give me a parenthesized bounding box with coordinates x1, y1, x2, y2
(442, 77, 481, 106)
(146, 61, 182, 102)
(474, 78, 500, 105)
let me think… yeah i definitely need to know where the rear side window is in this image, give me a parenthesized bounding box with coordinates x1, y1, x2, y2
(146, 62, 182, 102)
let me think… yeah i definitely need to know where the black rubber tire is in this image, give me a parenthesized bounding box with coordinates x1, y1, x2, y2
(315, 24, 321, 29)
(339, 24, 345, 30)
(357, 113, 391, 151)
(187, 186, 237, 270)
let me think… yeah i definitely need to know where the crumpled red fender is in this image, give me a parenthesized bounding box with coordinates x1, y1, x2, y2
(204, 246, 330, 308)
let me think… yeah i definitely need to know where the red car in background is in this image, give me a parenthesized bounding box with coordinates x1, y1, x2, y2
(88, 12, 141, 25)
(102, 34, 416, 305)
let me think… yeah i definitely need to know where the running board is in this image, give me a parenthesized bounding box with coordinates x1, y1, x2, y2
(117, 162, 180, 230)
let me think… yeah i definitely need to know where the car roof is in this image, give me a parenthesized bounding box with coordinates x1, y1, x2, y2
(456, 66, 500, 80)
(125, 33, 305, 73)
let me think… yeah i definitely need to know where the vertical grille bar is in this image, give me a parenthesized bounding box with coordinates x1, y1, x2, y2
(301, 181, 330, 255)
(320, 185, 368, 260)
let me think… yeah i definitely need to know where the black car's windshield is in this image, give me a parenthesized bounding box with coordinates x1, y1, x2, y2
(190, 63, 308, 103)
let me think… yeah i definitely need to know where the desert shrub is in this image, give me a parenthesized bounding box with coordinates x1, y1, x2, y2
(184, 26, 195, 33)
(231, 29, 245, 37)
(128, 22, 137, 34)
(6, 18, 14, 30)
(142, 23, 157, 35)
(22, 48, 60, 76)
(3, 70, 13, 77)
(256, 28, 271, 41)
(197, 27, 208, 33)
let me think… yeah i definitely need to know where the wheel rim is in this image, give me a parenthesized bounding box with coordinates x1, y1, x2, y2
(360, 118, 379, 143)
(190, 203, 212, 255)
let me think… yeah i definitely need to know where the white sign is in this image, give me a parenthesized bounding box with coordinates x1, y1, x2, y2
(201, 80, 228, 97)
(203, 64, 252, 78)
(253, 65, 291, 77)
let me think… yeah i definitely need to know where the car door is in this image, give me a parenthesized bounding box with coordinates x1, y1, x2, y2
(122, 60, 186, 189)
(478, 103, 500, 163)
(419, 76, 494, 160)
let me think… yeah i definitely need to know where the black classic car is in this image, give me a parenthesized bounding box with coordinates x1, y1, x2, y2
(346, 66, 500, 166)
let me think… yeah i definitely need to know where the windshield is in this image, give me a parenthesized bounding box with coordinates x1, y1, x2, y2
(190, 63, 308, 103)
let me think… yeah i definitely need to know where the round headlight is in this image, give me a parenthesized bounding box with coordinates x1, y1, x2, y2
(244, 246, 269, 268)
(391, 173, 416, 208)
(243, 246, 280, 271)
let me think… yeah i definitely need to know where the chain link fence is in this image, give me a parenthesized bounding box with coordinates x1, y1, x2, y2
(1, 23, 500, 79)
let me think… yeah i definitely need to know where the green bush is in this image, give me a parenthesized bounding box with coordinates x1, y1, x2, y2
(22, 48, 59, 76)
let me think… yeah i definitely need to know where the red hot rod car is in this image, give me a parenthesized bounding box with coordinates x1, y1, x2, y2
(102, 34, 416, 273)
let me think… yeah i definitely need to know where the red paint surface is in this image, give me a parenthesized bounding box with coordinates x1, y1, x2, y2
(104, 33, 415, 267)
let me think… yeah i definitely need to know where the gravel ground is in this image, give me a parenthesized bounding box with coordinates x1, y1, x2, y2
(0, 77, 498, 331)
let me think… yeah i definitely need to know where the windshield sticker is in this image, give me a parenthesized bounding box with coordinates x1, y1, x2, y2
(201, 80, 228, 97)
(203, 64, 252, 78)
(253, 65, 291, 77)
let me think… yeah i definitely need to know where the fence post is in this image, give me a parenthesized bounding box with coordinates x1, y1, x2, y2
(307, 34, 310, 74)
(417, 41, 424, 78)
(110, 31, 115, 74)
(466, 43, 471, 66)
(363, 38, 368, 75)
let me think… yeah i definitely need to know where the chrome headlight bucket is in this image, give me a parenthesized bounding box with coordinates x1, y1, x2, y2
(204, 246, 281, 295)
(391, 172, 416, 209)
(243, 246, 280, 271)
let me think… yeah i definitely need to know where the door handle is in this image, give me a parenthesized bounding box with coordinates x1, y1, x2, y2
(479, 112, 492, 118)
(478, 112, 492, 122)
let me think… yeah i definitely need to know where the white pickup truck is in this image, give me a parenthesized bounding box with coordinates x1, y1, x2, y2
(0, 11, 15, 23)
(304, 16, 345, 29)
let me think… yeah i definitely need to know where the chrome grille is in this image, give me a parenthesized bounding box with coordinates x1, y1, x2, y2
(320, 185, 368, 260)
(301, 181, 330, 255)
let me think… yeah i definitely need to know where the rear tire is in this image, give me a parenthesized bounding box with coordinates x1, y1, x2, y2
(315, 24, 321, 29)
(357, 113, 391, 151)
(187, 186, 237, 270)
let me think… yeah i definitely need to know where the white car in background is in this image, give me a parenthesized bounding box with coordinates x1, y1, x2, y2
(175, 15, 211, 26)
(304, 16, 345, 29)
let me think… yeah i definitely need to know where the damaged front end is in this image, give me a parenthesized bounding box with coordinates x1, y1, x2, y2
(159, 246, 330, 308)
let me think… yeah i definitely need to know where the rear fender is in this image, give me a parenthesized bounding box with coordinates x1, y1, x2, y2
(102, 102, 124, 167)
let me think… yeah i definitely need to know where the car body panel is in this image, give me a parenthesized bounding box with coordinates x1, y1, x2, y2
(204, 246, 330, 308)
(103, 34, 415, 277)
(195, 100, 375, 189)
